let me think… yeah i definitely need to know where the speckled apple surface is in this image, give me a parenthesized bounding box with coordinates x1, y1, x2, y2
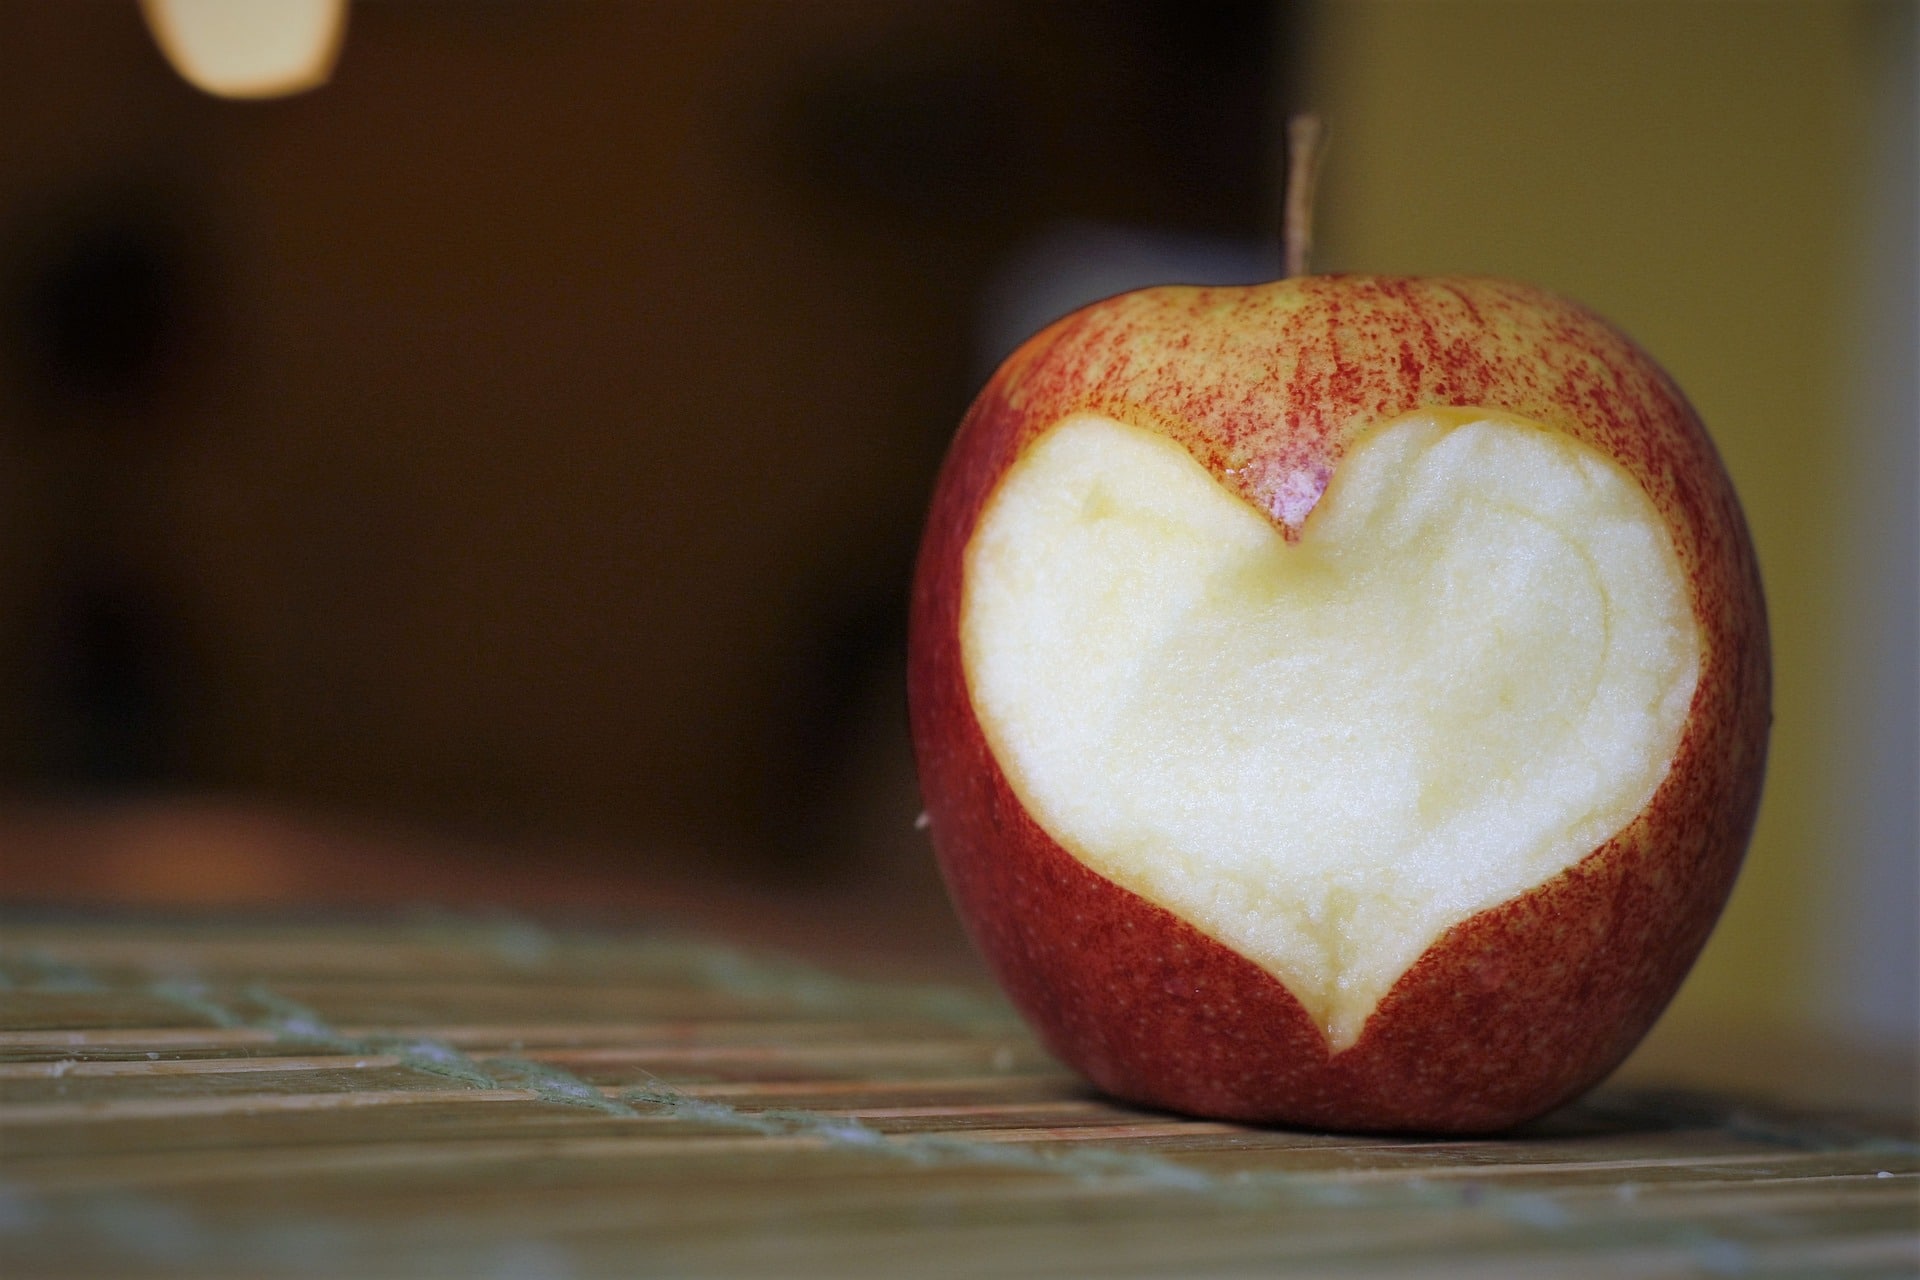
(908, 276, 1770, 1133)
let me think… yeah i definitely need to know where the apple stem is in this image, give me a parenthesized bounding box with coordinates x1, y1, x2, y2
(1283, 113, 1324, 278)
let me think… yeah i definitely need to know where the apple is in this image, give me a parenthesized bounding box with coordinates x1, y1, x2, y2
(907, 275, 1768, 1133)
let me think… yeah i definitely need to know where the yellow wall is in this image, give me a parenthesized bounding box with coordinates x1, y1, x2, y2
(1305, 1, 1889, 1036)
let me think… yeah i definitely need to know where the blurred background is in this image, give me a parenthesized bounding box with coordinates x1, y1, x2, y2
(0, 2, 1912, 1067)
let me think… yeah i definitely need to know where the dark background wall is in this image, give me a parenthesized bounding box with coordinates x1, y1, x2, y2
(0, 2, 1289, 887)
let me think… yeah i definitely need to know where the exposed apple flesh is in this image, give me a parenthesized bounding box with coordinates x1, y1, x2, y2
(963, 409, 1699, 1051)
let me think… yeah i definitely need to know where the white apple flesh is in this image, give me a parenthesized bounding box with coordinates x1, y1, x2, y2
(963, 409, 1699, 1050)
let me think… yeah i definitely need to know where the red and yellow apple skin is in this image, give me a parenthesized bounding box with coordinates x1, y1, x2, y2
(907, 275, 1769, 1133)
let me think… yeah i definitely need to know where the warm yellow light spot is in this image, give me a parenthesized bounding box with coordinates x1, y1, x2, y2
(140, 0, 348, 100)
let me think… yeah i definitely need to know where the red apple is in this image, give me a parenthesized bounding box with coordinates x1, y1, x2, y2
(908, 275, 1768, 1133)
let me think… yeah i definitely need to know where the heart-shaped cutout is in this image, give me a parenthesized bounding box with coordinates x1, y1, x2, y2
(961, 411, 1699, 1050)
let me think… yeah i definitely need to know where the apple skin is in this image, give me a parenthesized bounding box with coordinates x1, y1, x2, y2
(908, 275, 1769, 1133)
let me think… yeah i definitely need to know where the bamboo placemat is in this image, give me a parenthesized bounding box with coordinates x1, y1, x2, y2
(1, 914, 1914, 1278)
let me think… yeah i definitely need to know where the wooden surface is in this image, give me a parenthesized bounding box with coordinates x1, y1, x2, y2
(1, 915, 1914, 1278)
